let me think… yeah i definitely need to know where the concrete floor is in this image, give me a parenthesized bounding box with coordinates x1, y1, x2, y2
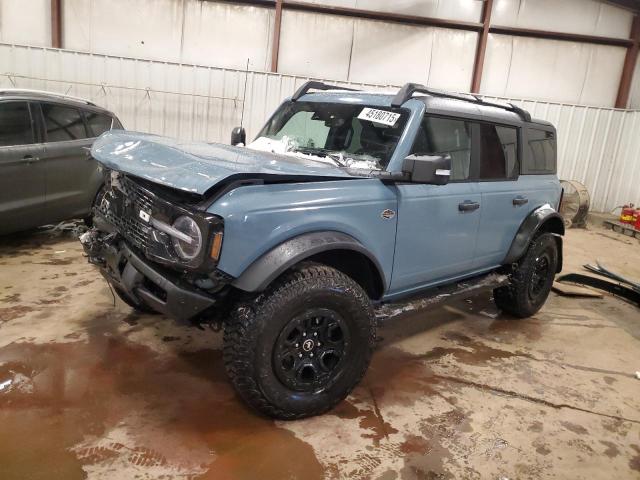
(0, 222, 639, 480)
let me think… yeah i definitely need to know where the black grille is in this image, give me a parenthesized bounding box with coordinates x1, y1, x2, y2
(98, 176, 157, 251)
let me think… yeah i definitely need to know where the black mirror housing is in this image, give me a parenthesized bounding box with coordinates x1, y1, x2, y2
(231, 127, 246, 146)
(402, 154, 451, 185)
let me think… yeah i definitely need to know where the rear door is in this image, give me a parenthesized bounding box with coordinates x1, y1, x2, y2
(0, 100, 46, 234)
(390, 115, 481, 296)
(473, 122, 530, 269)
(38, 102, 98, 222)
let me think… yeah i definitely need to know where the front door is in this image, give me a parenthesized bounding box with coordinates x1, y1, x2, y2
(390, 115, 481, 296)
(0, 101, 46, 234)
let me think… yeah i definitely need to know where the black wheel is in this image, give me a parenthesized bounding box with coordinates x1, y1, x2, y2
(113, 286, 158, 315)
(223, 262, 375, 420)
(494, 233, 558, 318)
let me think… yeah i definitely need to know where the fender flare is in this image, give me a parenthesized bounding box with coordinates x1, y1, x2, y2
(231, 231, 387, 293)
(503, 204, 565, 269)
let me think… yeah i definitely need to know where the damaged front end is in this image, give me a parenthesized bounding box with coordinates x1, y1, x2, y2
(80, 170, 233, 324)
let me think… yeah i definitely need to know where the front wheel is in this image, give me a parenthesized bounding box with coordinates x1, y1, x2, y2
(494, 233, 559, 318)
(223, 263, 375, 420)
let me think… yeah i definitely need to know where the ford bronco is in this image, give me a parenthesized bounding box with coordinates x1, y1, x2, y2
(81, 82, 564, 419)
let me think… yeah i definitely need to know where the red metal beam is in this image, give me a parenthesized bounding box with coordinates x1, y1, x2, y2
(51, 0, 62, 48)
(471, 0, 493, 93)
(616, 15, 640, 108)
(271, 0, 283, 71)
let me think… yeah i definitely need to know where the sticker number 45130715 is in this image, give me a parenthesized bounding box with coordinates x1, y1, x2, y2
(357, 108, 401, 127)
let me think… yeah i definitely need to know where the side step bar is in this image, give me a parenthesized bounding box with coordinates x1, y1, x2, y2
(375, 272, 508, 322)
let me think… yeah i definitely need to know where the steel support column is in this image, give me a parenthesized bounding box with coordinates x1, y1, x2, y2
(270, 0, 283, 72)
(615, 15, 640, 108)
(471, 0, 493, 93)
(51, 0, 62, 48)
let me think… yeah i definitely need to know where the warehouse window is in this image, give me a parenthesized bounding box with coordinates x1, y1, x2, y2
(85, 111, 113, 137)
(524, 129, 556, 174)
(478, 124, 518, 180)
(411, 116, 472, 181)
(0, 102, 34, 147)
(42, 104, 87, 142)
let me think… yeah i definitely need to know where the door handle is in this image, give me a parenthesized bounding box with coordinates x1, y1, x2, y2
(513, 196, 528, 206)
(23, 155, 40, 164)
(458, 200, 480, 212)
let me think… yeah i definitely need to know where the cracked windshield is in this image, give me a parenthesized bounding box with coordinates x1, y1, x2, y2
(248, 101, 408, 170)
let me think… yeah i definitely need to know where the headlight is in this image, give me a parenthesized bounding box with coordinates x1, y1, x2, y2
(171, 216, 202, 260)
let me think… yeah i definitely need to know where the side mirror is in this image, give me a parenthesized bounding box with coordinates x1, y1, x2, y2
(402, 154, 451, 185)
(231, 127, 246, 146)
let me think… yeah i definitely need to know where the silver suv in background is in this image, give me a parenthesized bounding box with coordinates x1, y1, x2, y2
(0, 89, 123, 235)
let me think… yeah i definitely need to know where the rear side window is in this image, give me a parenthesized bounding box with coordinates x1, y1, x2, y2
(478, 124, 519, 179)
(411, 116, 472, 181)
(85, 111, 113, 137)
(42, 103, 87, 142)
(0, 102, 34, 147)
(524, 129, 556, 174)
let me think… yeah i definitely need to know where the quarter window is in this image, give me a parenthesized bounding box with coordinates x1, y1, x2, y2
(411, 116, 472, 181)
(0, 102, 34, 147)
(85, 111, 113, 137)
(524, 129, 556, 174)
(42, 103, 87, 142)
(478, 124, 519, 179)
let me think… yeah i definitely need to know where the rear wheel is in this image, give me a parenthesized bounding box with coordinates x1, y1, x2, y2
(223, 263, 375, 419)
(494, 233, 558, 318)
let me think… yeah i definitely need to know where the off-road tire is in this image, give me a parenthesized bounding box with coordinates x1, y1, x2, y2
(223, 262, 375, 420)
(494, 233, 558, 318)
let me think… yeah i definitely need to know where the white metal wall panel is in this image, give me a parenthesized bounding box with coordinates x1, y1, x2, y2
(629, 57, 640, 109)
(0, 43, 637, 212)
(491, 0, 633, 39)
(293, 0, 483, 22)
(348, 21, 433, 85)
(181, 2, 274, 71)
(0, 0, 51, 47)
(64, 0, 185, 62)
(278, 11, 354, 80)
(481, 34, 626, 107)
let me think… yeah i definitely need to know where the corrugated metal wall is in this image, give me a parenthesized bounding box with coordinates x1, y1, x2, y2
(0, 43, 638, 212)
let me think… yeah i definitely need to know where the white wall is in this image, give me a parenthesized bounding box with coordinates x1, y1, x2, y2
(629, 56, 640, 109)
(0, 0, 51, 46)
(481, 34, 627, 107)
(2, 43, 637, 212)
(492, 0, 633, 39)
(292, 0, 483, 22)
(1, 0, 637, 107)
(63, 0, 274, 70)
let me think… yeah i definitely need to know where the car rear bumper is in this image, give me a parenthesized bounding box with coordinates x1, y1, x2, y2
(80, 230, 217, 322)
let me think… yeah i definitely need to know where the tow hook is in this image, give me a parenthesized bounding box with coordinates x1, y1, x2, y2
(79, 229, 116, 266)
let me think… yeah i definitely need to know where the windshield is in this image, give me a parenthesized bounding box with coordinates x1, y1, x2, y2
(252, 101, 408, 169)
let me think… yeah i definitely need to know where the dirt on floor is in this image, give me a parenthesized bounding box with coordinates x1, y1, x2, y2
(0, 220, 639, 480)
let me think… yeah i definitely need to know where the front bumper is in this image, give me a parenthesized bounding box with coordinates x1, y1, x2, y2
(81, 230, 217, 322)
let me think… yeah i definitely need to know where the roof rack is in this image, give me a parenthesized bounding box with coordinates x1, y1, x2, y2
(391, 83, 531, 122)
(291, 81, 360, 102)
(0, 88, 97, 106)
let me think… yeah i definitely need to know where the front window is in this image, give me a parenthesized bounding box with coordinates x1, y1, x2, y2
(251, 101, 408, 170)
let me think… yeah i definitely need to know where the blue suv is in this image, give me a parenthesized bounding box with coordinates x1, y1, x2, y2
(81, 82, 564, 419)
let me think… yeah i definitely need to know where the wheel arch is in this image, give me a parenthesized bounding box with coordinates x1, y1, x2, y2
(503, 204, 565, 272)
(231, 231, 387, 299)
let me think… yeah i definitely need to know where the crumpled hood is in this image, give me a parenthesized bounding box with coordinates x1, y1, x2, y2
(91, 131, 362, 195)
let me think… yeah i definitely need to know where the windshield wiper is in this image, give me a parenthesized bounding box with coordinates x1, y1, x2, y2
(292, 147, 347, 167)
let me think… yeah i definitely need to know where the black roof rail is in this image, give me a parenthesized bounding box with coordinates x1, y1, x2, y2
(291, 81, 360, 102)
(391, 82, 531, 122)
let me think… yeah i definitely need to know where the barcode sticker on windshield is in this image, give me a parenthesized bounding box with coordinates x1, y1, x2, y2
(357, 108, 401, 127)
